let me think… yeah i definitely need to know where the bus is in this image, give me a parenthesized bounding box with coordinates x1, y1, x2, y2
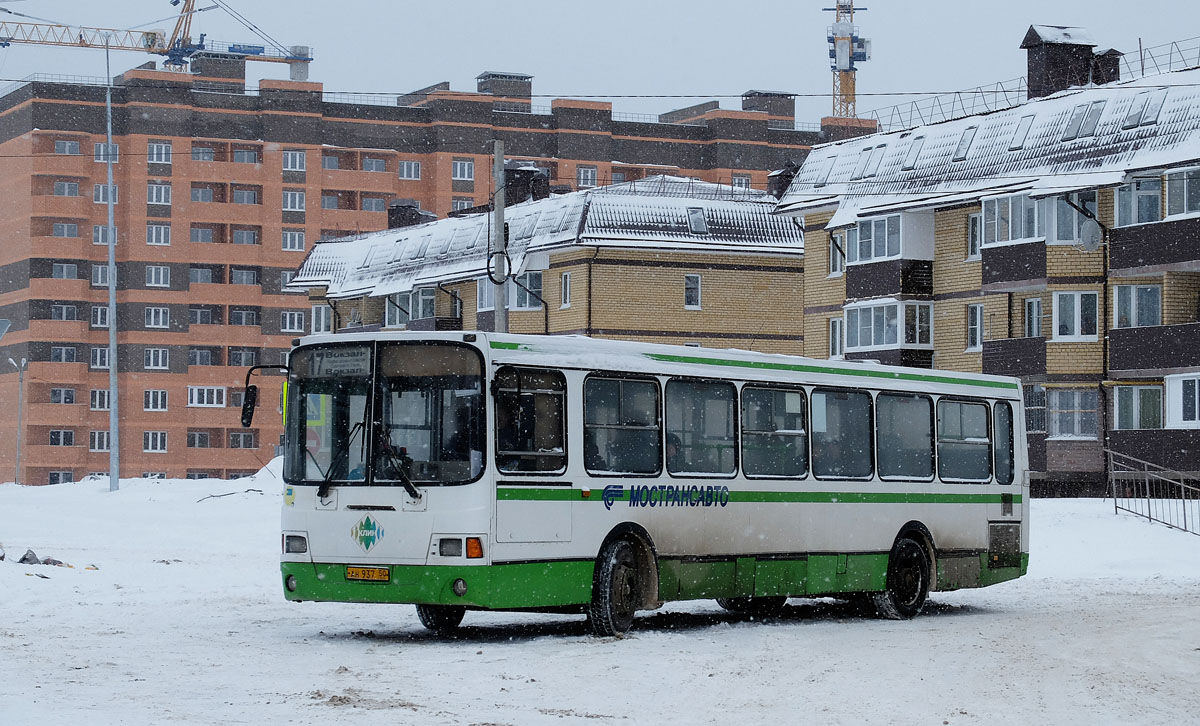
(249, 331, 1029, 636)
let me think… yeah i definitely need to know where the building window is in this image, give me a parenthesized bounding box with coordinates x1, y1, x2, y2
(146, 223, 171, 246)
(510, 272, 542, 310)
(191, 146, 215, 161)
(560, 272, 572, 308)
(412, 288, 436, 319)
(232, 188, 259, 205)
(1167, 374, 1200, 427)
(452, 159, 474, 181)
(1116, 178, 1162, 227)
(952, 126, 977, 161)
(476, 279, 494, 312)
(231, 268, 259, 285)
(846, 214, 901, 263)
(53, 181, 79, 196)
(280, 271, 299, 291)
(1115, 386, 1163, 430)
(451, 197, 473, 211)
(188, 348, 214, 366)
(1052, 191, 1098, 244)
(577, 166, 597, 189)
(321, 155, 339, 170)
(845, 301, 932, 350)
(385, 292, 410, 328)
(143, 389, 168, 411)
(48, 471, 74, 484)
(1052, 291, 1099, 341)
(232, 149, 259, 164)
(280, 311, 305, 332)
(282, 150, 306, 171)
(829, 318, 843, 359)
(1024, 384, 1046, 433)
(966, 304, 984, 351)
(362, 157, 386, 172)
(398, 160, 421, 179)
(54, 140, 80, 155)
(143, 431, 168, 453)
(1166, 170, 1200, 217)
(189, 267, 214, 284)
(189, 308, 213, 325)
(147, 183, 171, 205)
(90, 389, 110, 410)
(92, 225, 115, 245)
(684, 274, 702, 309)
(281, 229, 305, 251)
(321, 193, 338, 210)
(147, 142, 172, 164)
(1048, 388, 1099, 439)
(51, 263, 77, 279)
(611, 172, 626, 184)
(145, 265, 170, 287)
(361, 196, 386, 212)
(190, 227, 214, 243)
(1008, 115, 1034, 150)
(731, 174, 752, 190)
(686, 207, 708, 235)
(828, 233, 846, 276)
(50, 388, 75, 404)
(91, 265, 109, 287)
(967, 213, 982, 259)
(1114, 284, 1161, 328)
(89, 430, 110, 452)
(145, 306, 169, 328)
(49, 429, 75, 446)
(51, 345, 77, 363)
(982, 194, 1044, 245)
(191, 186, 214, 203)
(230, 309, 259, 326)
(144, 348, 169, 370)
(91, 305, 109, 328)
(231, 229, 259, 245)
(188, 386, 225, 407)
(52, 223, 78, 238)
(312, 304, 332, 333)
(89, 347, 107, 368)
(228, 349, 257, 367)
(51, 304, 78, 321)
(1024, 298, 1042, 338)
(229, 431, 257, 449)
(282, 190, 305, 211)
(94, 142, 118, 163)
(187, 431, 211, 448)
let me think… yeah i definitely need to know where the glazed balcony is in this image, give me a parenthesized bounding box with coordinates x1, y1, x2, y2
(982, 336, 1046, 377)
(981, 242, 1046, 291)
(844, 259, 933, 299)
(1109, 323, 1200, 373)
(1109, 216, 1200, 274)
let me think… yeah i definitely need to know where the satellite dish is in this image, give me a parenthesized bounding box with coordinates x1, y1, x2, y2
(1078, 219, 1103, 252)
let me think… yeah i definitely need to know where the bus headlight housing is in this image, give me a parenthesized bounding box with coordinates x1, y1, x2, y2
(284, 535, 308, 554)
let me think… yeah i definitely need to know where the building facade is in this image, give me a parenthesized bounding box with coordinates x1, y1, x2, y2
(777, 27, 1200, 494)
(0, 58, 820, 484)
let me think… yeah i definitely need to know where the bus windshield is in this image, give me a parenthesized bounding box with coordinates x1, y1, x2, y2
(283, 341, 485, 486)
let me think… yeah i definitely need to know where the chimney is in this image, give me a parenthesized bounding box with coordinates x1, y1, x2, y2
(1021, 25, 1100, 99)
(387, 199, 436, 229)
(742, 90, 795, 126)
(503, 162, 551, 204)
(767, 161, 801, 199)
(1092, 48, 1123, 86)
(476, 71, 532, 100)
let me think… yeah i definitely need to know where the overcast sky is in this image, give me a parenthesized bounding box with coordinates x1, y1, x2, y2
(1, 1, 1195, 123)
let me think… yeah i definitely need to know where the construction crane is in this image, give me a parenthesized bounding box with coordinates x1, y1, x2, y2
(0, 0, 312, 79)
(824, 0, 871, 118)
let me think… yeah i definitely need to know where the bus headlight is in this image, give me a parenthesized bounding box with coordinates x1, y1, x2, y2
(284, 535, 308, 554)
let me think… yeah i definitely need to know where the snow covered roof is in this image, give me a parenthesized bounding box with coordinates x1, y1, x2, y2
(1021, 25, 1097, 48)
(774, 66, 1200, 227)
(293, 176, 803, 300)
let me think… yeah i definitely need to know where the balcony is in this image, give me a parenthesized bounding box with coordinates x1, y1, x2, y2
(1109, 323, 1200, 374)
(983, 336, 1046, 377)
(33, 153, 92, 176)
(844, 349, 933, 368)
(844, 259, 932, 300)
(407, 316, 463, 332)
(321, 166, 396, 193)
(981, 242, 1046, 291)
(1110, 216, 1200, 274)
(31, 194, 90, 217)
(1109, 429, 1200, 473)
(24, 403, 88, 427)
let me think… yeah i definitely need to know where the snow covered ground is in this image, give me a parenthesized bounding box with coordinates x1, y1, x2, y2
(2, 464, 1198, 726)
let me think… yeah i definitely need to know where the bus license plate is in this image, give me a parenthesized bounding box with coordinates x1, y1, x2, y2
(346, 566, 390, 582)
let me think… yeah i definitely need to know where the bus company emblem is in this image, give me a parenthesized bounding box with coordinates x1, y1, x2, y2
(602, 485, 624, 510)
(351, 515, 385, 552)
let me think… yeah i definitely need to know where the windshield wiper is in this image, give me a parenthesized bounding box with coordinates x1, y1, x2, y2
(316, 419, 366, 500)
(376, 444, 422, 501)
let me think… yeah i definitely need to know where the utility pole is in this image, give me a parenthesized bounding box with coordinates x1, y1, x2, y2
(104, 37, 120, 492)
(491, 140, 507, 334)
(7, 357, 25, 485)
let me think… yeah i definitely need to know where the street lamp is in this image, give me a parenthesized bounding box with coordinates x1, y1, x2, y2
(8, 357, 26, 485)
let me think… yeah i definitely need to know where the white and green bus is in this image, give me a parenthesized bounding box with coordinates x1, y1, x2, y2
(255, 331, 1028, 636)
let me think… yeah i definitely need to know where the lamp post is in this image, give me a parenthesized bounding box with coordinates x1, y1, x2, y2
(8, 357, 25, 485)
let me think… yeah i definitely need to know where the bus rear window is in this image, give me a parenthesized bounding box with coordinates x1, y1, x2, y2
(876, 393, 934, 480)
(937, 399, 991, 482)
(811, 389, 873, 479)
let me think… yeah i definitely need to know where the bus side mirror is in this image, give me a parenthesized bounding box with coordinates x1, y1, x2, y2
(241, 385, 258, 427)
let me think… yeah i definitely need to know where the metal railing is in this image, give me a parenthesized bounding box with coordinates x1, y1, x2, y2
(1107, 449, 1200, 536)
(1122, 35, 1200, 80)
(865, 77, 1029, 133)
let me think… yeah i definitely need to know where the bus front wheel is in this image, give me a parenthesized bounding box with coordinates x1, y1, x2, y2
(589, 539, 639, 637)
(872, 537, 930, 620)
(416, 604, 466, 633)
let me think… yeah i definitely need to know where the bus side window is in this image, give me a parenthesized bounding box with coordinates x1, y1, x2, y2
(584, 376, 661, 475)
(811, 388, 873, 479)
(937, 399, 992, 482)
(994, 401, 1015, 485)
(741, 386, 807, 478)
(494, 367, 566, 474)
(665, 379, 737, 475)
(876, 393, 934, 480)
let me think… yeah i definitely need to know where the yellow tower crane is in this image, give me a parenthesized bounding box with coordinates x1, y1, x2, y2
(824, 0, 871, 118)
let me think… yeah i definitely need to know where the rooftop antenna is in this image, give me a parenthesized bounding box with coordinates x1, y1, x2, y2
(823, 0, 871, 118)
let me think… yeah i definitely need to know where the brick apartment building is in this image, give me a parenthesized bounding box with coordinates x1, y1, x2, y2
(0, 56, 828, 484)
(775, 26, 1200, 494)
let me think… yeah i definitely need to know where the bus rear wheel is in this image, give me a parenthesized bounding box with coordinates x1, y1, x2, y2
(715, 596, 788, 616)
(872, 537, 930, 620)
(416, 604, 466, 633)
(589, 539, 639, 637)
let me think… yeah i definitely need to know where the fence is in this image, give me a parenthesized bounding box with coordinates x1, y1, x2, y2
(1107, 449, 1200, 536)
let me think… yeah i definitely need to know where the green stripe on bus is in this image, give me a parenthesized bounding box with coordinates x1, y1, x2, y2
(642, 353, 1020, 391)
(497, 487, 1021, 505)
(489, 341, 529, 351)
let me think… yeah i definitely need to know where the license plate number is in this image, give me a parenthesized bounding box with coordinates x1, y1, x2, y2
(346, 566, 390, 582)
